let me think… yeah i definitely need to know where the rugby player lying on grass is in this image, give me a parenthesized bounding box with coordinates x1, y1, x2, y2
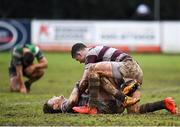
(43, 78, 177, 114)
(43, 79, 125, 114)
(71, 43, 143, 114)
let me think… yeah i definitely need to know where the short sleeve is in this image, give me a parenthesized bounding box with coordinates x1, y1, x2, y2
(35, 46, 44, 60)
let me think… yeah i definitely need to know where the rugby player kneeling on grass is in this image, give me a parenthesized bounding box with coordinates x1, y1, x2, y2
(9, 44, 48, 94)
(71, 43, 143, 114)
(70, 43, 177, 115)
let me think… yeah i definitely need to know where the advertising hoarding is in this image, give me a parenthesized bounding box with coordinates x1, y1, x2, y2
(0, 20, 31, 51)
(32, 20, 160, 52)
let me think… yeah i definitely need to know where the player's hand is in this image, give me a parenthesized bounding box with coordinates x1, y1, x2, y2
(20, 85, 27, 94)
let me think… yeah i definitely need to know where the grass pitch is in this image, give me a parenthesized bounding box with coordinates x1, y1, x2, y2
(0, 52, 180, 126)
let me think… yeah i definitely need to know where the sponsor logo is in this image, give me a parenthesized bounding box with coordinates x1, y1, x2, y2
(0, 20, 28, 51)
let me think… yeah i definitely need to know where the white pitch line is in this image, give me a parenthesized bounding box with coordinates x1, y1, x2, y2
(4, 101, 44, 106)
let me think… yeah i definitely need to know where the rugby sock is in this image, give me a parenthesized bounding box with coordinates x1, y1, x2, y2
(139, 100, 165, 113)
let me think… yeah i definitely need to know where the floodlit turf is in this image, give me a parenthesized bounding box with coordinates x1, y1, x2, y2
(0, 52, 180, 126)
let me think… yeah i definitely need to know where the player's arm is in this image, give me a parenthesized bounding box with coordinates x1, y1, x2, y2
(68, 82, 80, 105)
(35, 57, 48, 69)
(16, 65, 27, 93)
(78, 61, 95, 94)
(79, 50, 98, 93)
(24, 57, 48, 75)
(61, 82, 80, 112)
(60, 82, 80, 113)
(34, 47, 48, 69)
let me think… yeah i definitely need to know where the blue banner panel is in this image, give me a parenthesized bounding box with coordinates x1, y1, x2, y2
(0, 20, 31, 51)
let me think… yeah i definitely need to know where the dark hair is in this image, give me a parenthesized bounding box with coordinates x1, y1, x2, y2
(43, 101, 62, 114)
(23, 52, 34, 66)
(71, 43, 87, 58)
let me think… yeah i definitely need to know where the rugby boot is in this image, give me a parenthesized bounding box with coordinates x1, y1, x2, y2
(72, 105, 97, 114)
(122, 80, 140, 95)
(122, 96, 140, 107)
(164, 97, 177, 114)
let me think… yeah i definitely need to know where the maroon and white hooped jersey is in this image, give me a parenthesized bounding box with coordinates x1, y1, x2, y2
(85, 46, 130, 69)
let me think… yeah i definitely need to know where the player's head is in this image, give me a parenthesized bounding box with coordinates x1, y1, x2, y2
(43, 96, 65, 113)
(23, 52, 34, 66)
(71, 43, 87, 63)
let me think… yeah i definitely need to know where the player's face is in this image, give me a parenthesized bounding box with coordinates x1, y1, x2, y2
(75, 51, 85, 63)
(47, 96, 65, 110)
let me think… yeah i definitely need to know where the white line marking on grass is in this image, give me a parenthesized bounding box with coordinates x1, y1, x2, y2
(5, 101, 43, 106)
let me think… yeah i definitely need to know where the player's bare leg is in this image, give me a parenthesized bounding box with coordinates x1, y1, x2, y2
(89, 62, 140, 107)
(88, 73, 121, 114)
(89, 62, 113, 78)
(24, 69, 44, 93)
(126, 90, 141, 113)
(88, 73, 100, 109)
(101, 77, 140, 107)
